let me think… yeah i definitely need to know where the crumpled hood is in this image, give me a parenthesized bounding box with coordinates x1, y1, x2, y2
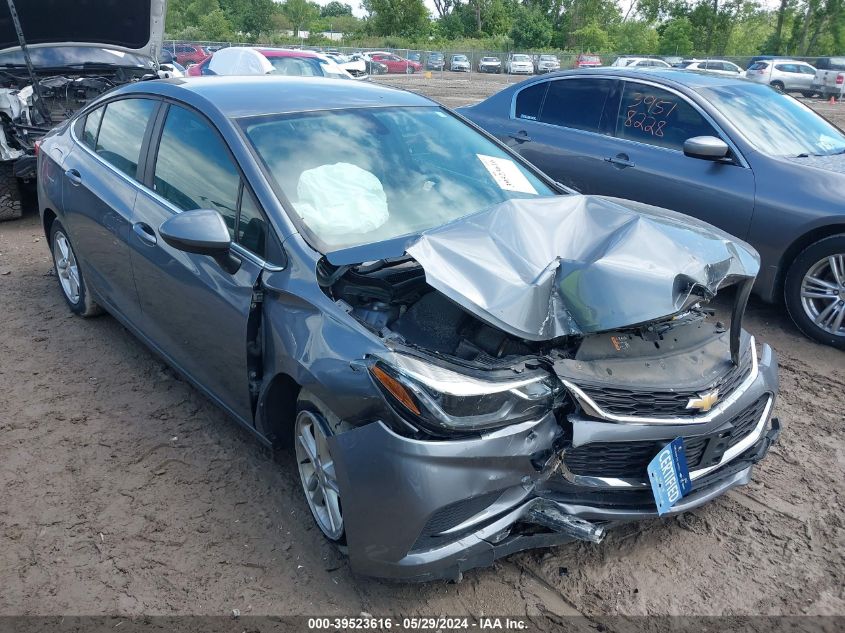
(0, 0, 165, 60)
(404, 196, 760, 341)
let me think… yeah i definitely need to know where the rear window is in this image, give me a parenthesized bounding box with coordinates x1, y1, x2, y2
(95, 98, 156, 179)
(748, 62, 768, 70)
(581, 55, 600, 62)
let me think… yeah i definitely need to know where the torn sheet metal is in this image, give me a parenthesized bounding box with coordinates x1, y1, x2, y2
(405, 196, 760, 341)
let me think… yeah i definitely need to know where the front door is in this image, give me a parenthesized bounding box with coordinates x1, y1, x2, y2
(129, 102, 264, 422)
(595, 80, 756, 240)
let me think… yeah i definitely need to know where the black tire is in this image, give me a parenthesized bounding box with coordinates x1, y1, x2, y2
(49, 220, 103, 317)
(801, 91, 816, 98)
(784, 234, 845, 349)
(771, 81, 785, 92)
(0, 161, 23, 222)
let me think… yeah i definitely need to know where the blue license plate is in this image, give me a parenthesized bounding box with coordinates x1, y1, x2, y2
(647, 437, 692, 516)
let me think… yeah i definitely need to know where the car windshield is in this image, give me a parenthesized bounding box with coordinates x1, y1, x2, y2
(698, 84, 845, 157)
(0, 46, 152, 69)
(513, 55, 530, 62)
(241, 106, 555, 250)
(454, 55, 468, 61)
(582, 55, 600, 62)
(540, 56, 556, 61)
(481, 57, 498, 62)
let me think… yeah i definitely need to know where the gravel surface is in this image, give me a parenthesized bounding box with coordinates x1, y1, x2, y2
(0, 76, 843, 620)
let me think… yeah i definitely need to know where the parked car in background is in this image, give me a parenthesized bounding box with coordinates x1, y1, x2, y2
(477, 56, 502, 73)
(187, 48, 351, 79)
(426, 52, 445, 70)
(407, 52, 421, 62)
(506, 54, 534, 74)
(662, 56, 684, 66)
(746, 55, 788, 69)
(611, 57, 670, 68)
(535, 55, 560, 73)
(325, 53, 368, 79)
(459, 68, 845, 348)
(746, 59, 817, 96)
(166, 43, 208, 66)
(574, 53, 602, 68)
(350, 53, 387, 75)
(0, 0, 164, 221)
(680, 60, 743, 76)
(812, 57, 845, 99)
(369, 52, 422, 74)
(449, 54, 471, 72)
(39, 75, 779, 581)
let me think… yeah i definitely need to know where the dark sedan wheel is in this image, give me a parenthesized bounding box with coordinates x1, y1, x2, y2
(801, 91, 816, 98)
(50, 221, 102, 317)
(785, 235, 845, 349)
(295, 398, 344, 542)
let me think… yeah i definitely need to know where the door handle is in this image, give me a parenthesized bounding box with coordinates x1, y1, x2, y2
(132, 222, 157, 246)
(65, 168, 82, 186)
(508, 131, 532, 143)
(605, 154, 635, 168)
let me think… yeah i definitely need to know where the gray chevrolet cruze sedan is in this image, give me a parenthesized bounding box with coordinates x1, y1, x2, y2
(38, 76, 779, 581)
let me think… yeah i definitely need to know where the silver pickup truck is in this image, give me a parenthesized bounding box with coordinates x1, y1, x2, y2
(812, 56, 845, 99)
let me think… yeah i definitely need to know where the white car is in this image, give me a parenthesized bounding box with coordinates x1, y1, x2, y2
(535, 55, 560, 73)
(611, 56, 671, 68)
(506, 54, 534, 74)
(325, 53, 368, 79)
(681, 59, 743, 76)
(746, 59, 817, 95)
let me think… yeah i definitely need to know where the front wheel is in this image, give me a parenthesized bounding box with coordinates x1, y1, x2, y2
(295, 396, 344, 542)
(771, 81, 785, 92)
(50, 220, 103, 317)
(784, 234, 845, 349)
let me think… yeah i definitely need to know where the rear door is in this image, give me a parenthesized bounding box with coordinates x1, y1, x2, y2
(499, 76, 620, 192)
(129, 102, 271, 422)
(594, 79, 756, 239)
(61, 96, 160, 326)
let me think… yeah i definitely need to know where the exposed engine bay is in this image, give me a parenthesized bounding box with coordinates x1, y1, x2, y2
(0, 66, 148, 163)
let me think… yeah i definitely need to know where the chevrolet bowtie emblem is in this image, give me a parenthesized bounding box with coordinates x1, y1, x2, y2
(686, 389, 720, 412)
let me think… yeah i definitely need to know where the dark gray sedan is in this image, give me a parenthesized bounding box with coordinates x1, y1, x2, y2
(459, 68, 845, 349)
(37, 76, 779, 581)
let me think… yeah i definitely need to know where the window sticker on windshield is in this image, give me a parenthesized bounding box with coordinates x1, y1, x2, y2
(476, 154, 537, 195)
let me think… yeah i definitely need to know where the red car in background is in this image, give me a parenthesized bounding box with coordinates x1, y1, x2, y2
(574, 53, 602, 68)
(187, 48, 350, 78)
(167, 43, 209, 66)
(369, 53, 422, 74)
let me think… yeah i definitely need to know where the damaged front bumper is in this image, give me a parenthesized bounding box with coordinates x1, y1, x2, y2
(328, 342, 779, 581)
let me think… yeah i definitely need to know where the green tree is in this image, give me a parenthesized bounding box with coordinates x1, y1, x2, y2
(571, 21, 611, 51)
(658, 17, 694, 55)
(611, 19, 659, 52)
(282, 0, 321, 35)
(362, 0, 431, 37)
(510, 6, 552, 48)
(321, 1, 354, 16)
(199, 8, 237, 40)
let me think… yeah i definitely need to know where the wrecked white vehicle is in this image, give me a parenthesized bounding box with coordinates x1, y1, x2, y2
(0, 0, 164, 219)
(39, 77, 779, 582)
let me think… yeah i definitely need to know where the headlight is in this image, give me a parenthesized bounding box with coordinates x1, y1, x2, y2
(369, 353, 558, 433)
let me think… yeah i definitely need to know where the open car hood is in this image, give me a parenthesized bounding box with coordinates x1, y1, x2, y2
(0, 0, 165, 60)
(399, 196, 760, 341)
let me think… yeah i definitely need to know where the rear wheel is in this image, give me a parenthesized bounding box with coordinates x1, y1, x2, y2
(49, 220, 103, 317)
(784, 235, 845, 349)
(0, 162, 23, 221)
(771, 81, 785, 92)
(294, 395, 344, 542)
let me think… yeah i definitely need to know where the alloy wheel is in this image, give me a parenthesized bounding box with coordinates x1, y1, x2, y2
(800, 254, 845, 338)
(295, 410, 343, 541)
(53, 230, 81, 304)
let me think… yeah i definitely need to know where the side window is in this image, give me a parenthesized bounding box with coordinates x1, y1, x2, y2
(153, 105, 239, 235)
(538, 78, 613, 133)
(238, 188, 267, 256)
(95, 98, 157, 178)
(82, 106, 104, 149)
(514, 82, 547, 121)
(615, 82, 718, 151)
(799, 65, 816, 75)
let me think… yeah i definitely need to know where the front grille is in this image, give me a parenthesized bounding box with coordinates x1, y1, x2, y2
(411, 491, 502, 551)
(576, 348, 752, 419)
(563, 395, 770, 479)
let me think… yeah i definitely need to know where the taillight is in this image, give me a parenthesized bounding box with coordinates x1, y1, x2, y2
(34, 140, 40, 156)
(836, 73, 844, 85)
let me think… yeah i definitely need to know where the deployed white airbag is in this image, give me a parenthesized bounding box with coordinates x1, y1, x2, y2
(296, 163, 389, 238)
(208, 47, 274, 75)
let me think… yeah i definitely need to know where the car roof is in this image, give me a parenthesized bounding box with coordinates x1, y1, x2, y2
(123, 76, 435, 118)
(545, 67, 749, 87)
(256, 47, 320, 58)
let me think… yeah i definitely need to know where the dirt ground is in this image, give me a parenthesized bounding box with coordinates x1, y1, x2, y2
(0, 75, 843, 622)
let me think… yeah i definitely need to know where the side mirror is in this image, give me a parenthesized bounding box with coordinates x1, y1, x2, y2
(683, 136, 731, 161)
(159, 209, 240, 273)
